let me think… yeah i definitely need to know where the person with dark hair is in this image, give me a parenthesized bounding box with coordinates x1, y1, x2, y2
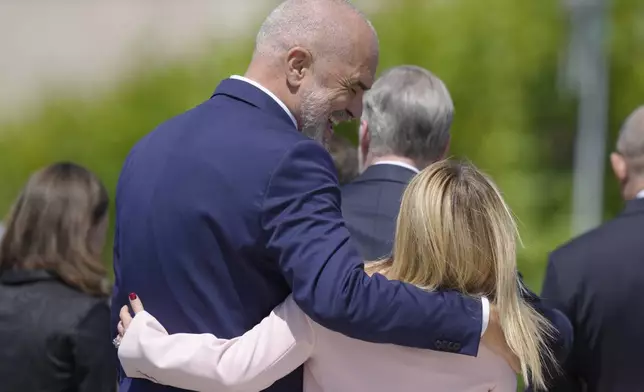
(0, 162, 115, 392)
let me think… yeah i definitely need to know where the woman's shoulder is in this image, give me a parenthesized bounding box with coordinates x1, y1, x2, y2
(0, 274, 110, 356)
(20, 279, 109, 330)
(475, 344, 518, 380)
(40, 280, 109, 318)
(304, 324, 517, 392)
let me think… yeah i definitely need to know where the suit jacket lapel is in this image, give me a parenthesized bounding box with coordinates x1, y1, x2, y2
(211, 79, 297, 130)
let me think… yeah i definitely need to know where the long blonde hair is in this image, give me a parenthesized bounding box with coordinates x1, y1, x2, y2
(366, 160, 555, 389)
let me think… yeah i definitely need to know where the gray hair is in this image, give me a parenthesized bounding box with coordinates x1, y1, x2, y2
(362, 65, 454, 167)
(254, 0, 376, 60)
(617, 106, 644, 175)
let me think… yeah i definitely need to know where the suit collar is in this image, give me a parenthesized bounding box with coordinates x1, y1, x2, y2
(623, 198, 644, 216)
(0, 269, 58, 285)
(211, 78, 297, 130)
(354, 163, 418, 185)
(372, 160, 420, 174)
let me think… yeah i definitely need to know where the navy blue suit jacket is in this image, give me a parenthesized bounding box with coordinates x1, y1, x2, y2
(341, 163, 417, 261)
(111, 78, 485, 392)
(540, 198, 644, 391)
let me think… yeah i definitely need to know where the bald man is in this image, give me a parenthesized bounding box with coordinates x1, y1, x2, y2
(541, 106, 644, 391)
(111, 1, 567, 392)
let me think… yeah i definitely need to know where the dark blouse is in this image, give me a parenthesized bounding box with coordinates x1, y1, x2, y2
(0, 269, 116, 392)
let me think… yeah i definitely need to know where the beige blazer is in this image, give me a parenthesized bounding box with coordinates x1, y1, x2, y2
(118, 296, 516, 392)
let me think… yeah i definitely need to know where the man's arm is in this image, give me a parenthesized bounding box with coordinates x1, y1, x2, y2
(261, 140, 483, 356)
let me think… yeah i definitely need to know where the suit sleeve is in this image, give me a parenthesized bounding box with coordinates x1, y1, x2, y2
(261, 139, 483, 355)
(118, 297, 314, 392)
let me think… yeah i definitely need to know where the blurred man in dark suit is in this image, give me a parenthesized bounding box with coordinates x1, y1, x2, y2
(542, 106, 644, 391)
(342, 65, 452, 260)
(343, 67, 572, 389)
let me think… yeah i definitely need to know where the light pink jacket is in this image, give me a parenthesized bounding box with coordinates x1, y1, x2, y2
(118, 296, 516, 392)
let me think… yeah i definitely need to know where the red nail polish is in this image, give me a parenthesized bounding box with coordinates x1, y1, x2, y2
(129, 293, 137, 300)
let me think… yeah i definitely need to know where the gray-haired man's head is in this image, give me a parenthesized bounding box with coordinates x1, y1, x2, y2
(247, 0, 379, 146)
(358, 65, 454, 172)
(611, 106, 644, 200)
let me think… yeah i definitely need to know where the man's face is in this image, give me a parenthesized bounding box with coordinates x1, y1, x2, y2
(300, 56, 376, 147)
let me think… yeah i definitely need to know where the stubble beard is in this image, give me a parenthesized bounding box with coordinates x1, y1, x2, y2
(300, 84, 333, 149)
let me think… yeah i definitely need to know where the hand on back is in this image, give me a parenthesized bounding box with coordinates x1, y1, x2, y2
(116, 293, 145, 341)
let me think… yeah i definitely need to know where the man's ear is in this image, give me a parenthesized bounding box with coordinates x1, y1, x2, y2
(611, 152, 627, 183)
(359, 120, 370, 160)
(285, 47, 313, 88)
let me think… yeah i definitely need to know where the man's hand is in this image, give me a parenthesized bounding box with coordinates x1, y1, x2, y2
(481, 304, 521, 373)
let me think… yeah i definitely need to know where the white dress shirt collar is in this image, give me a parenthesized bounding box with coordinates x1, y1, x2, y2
(636, 189, 644, 199)
(229, 75, 298, 129)
(372, 160, 420, 174)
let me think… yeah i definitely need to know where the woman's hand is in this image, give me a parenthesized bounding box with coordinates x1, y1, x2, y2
(116, 293, 145, 343)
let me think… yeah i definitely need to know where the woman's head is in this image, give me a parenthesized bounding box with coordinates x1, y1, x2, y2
(0, 162, 109, 296)
(369, 160, 555, 389)
(389, 160, 517, 297)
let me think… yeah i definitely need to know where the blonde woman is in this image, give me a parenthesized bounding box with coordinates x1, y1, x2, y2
(116, 160, 556, 391)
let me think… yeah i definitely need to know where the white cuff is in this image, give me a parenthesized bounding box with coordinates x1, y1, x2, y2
(480, 296, 490, 336)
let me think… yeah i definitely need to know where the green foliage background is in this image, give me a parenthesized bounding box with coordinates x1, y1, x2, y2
(1, 0, 643, 295)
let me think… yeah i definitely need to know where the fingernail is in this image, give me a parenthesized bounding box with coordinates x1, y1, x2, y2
(129, 293, 137, 300)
